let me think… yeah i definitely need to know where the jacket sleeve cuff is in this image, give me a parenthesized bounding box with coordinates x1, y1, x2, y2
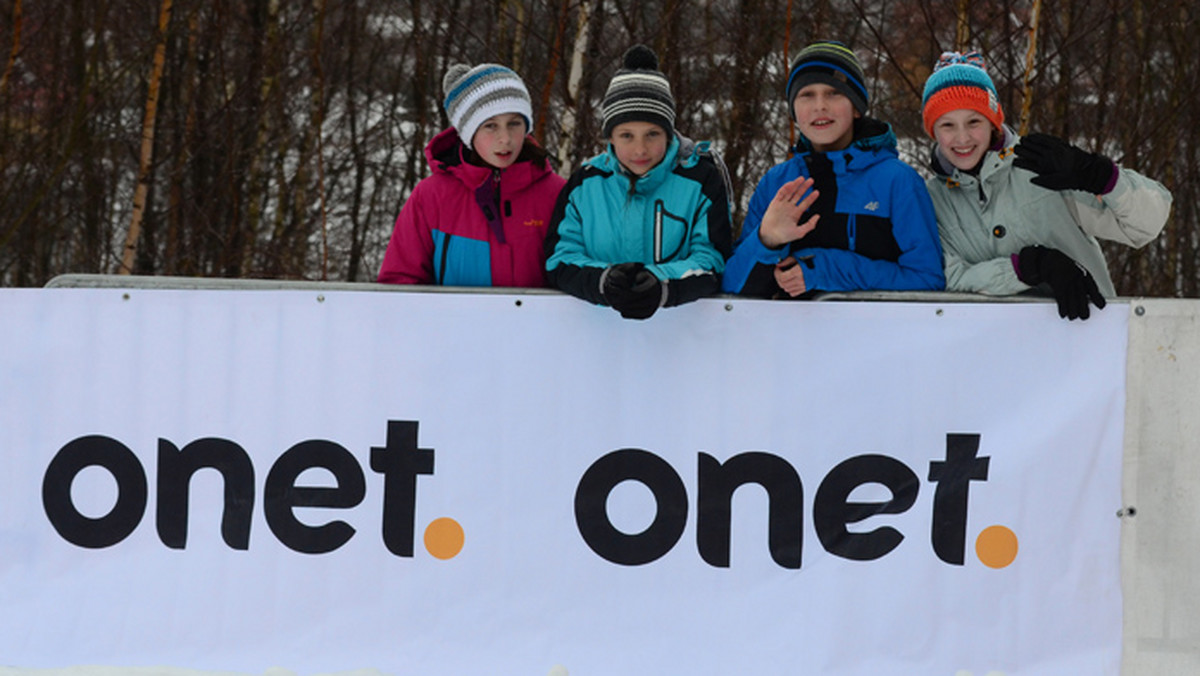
(1100, 164, 1119, 195)
(548, 264, 608, 305)
(663, 273, 718, 307)
(598, 266, 612, 300)
(746, 228, 788, 263)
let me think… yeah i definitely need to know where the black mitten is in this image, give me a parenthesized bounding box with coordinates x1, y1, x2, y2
(1017, 245, 1107, 320)
(616, 269, 665, 320)
(601, 262, 644, 309)
(1013, 133, 1115, 194)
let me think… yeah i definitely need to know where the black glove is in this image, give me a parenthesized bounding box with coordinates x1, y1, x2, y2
(1017, 245, 1106, 320)
(601, 262, 644, 306)
(1013, 133, 1116, 194)
(614, 269, 664, 320)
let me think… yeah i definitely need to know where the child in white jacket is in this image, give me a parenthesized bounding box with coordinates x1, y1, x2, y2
(922, 51, 1172, 320)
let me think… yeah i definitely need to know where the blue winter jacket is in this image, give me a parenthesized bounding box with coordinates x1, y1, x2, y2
(723, 118, 944, 296)
(545, 135, 732, 306)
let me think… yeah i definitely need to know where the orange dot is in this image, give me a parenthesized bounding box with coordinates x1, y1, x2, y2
(975, 525, 1018, 569)
(424, 517, 464, 560)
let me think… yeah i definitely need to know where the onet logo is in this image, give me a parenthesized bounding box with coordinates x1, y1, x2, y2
(574, 433, 1018, 569)
(42, 423, 1016, 571)
(41, 420, 463, 560)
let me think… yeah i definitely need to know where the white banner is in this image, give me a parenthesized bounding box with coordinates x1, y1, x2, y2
(0, 288, 1127, 675)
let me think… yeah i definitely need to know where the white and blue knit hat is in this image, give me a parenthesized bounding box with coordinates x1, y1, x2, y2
(601, 45, 676, 138)
(442, 63, 533, 150)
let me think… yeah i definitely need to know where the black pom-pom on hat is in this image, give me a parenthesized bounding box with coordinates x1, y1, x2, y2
(622, 44, 659, 71)
(601, 44, 676, 138)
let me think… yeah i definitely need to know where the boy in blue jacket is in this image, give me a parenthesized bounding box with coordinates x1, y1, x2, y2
(723, 41, 944, 297)
(545, 45, 731, 319)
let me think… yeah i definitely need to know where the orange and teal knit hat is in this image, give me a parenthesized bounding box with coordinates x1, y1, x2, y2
(921, 51, 1004, 136)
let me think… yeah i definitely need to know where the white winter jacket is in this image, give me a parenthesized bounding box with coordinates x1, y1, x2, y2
(926, 126, 1172, 297)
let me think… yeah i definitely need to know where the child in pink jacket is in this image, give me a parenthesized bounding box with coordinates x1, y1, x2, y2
(378, 63, 565, 287)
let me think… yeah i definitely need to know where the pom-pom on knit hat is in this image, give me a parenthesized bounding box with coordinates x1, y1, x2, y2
(442, 63, 533, 150)
(921, 51, 1004, 137)
(600, 45, 676, 138)
(786, 41, 869, 116)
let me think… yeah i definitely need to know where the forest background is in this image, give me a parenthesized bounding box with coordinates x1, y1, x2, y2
(0, 0, 1194, 295)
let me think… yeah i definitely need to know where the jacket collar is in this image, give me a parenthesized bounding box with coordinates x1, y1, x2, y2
(928, 124, 1018, 185)
(590, 135, 683, 194)
(793, 117, 898, 172)
(425, 126, 545, 191)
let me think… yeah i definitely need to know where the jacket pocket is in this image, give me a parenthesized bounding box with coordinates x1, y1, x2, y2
(654, 200, 691, 263)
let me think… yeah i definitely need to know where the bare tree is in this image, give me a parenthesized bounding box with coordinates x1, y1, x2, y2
(0, 0, 1190, 294)
(121, 0, 173, 274)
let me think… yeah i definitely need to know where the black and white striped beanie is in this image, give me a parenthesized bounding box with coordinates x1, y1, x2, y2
(442, 63, 533, 150)
(600, 45, 676, 138)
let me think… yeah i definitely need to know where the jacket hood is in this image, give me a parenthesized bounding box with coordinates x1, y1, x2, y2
(794, 116, 898, 169)
(424, 126, 551, 191)
(426, 127, 470, 170)
(587, 134, 686, 194)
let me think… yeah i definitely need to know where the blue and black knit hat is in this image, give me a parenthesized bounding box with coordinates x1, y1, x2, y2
(601, 45, 676, 138)
(921, 51, 1004, 136)
(442, 63, 533, 150)
(786, 41, 869, 116)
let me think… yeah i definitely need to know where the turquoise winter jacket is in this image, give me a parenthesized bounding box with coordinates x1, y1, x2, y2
(544, 135, 732, 307)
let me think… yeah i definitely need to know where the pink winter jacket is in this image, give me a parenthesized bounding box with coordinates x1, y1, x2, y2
(377, 127, 566, 287)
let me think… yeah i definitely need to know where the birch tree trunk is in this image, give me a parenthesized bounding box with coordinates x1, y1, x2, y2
(120, 0, 173, 275)
(557, 0, 593, 175)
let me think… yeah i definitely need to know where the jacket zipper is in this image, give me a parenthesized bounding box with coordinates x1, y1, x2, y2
(492, 169, 506, 244)
(654, 201, 664, 263)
